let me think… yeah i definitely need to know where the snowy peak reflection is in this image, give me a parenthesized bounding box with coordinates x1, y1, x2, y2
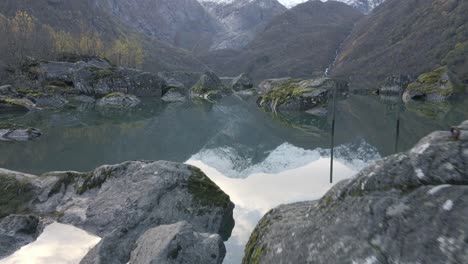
(190, 139, 381, 178)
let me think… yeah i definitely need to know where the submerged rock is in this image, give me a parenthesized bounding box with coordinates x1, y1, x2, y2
(403, 67, 459, 103)
(0, 161, 235, 264)
(257, 77, 346, 112)
(129, 221, 225, 264)
(96, 93, 141, 115)
(0, 123, 42, 141)
(243, 120, 468, 264)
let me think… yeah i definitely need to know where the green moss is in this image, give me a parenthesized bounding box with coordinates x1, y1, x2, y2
(76, 168, 114, 195)
(242, 218, 271, 264)
(47, 172, 84, 197)
(187, 167, 230, 208)
(0, 123, 23, 130)
(0, 175, 35, 219)
(91, 67, 120, 80)
(259, 81, 314, 107)
(406, 66, 455, 97)
(104, 92, 125, 98)
(2, 98, 24, 105)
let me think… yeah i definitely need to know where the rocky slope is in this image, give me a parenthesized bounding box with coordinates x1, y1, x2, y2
(332, 0, 468, 88)
(200, 0, 286, 50)
(0, 0, 207, 73)
(0, 161, 235, 263)
(199, 0, 363, 82)
(243, 120, 468, 263)
(93, 0, 220, 52)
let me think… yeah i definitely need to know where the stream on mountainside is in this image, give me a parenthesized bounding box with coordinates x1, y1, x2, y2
(1, 92, 468, 264)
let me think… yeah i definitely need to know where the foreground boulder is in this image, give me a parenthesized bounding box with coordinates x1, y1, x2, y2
(0, 161, 235, 263)
(403, 67, 459, 103)
(257, 77, 347, 112)
(0, 123, 42, 141)
(0, 215, 40, 258)
(243, 120, 468, 264)
(129, 221, 225, 264)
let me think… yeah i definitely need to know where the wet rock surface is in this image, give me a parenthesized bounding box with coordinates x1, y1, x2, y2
(243, 120, 468, 264)
(0, 161, 235, 264)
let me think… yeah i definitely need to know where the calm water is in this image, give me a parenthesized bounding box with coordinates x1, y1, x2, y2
(1, 94, 468, 263)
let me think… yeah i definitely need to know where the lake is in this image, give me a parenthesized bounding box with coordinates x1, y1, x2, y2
(1, 93, 467, 264)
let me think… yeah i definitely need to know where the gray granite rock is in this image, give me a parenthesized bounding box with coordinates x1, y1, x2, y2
(0, 215, 40, 258)
(129, 221, 225, 264)
(243, 120, 468, 264)
(0, 161, 235, 264)
(0, 123, 42, 141)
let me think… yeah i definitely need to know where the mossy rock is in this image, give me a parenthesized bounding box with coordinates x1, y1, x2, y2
(187, 166, 231, 208)
(90, 67, 121, 80)
(0, 174, 36, 219)
(242, 216, 272, 264)
(0, 97, 35, 112)
(404, 67, 457, 102)
(104, 92, 125, 98)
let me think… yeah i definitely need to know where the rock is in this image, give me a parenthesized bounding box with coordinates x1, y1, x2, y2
(157, 71, 203, 92)
(403, 67, 458, 103)
(257, 78, 346, 112)
(191, 71, 232, 100)
(378, 75, 411, 95)
(162, 88, 187, 103)
(0, 161, 234, 263)
(243, 120, 468, 264)
(19, 58, 167, 98)
(96, 93, 141, 115)
(31, 95, 69, 109)
(220, 77, 235, 88)
(231, 73, 254, 91)
(257, 77, 292, 95)
(305, 107, 328, 117)
(0, 123, 42, 141)
(0, 85, 19, 97)
(0, 214, 40, 258)
(129, 221, 225, 264)
(0, 97, 37, 113)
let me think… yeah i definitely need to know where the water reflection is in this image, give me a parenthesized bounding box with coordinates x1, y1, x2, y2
(187, 157, 358, 264)
(0, 223, 100, 264)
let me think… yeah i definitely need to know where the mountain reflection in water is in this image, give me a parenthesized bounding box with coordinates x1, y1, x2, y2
(1, 94, 468, 264)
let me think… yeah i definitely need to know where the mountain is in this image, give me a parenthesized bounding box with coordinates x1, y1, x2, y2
(331, 0, 468, 87)
(199, 0, 363, 82)
(200, 0, 286, 50)
(0, 0, 207, 73)
(339, 0, 386, 14)
(93, 0, 220, 52)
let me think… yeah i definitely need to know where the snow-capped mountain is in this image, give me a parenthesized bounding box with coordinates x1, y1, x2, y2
(202, 0, 385, 14)
(200, 0, 286, 50)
